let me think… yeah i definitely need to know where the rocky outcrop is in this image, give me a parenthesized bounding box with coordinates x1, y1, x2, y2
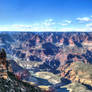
(0, 32, 92, 91)
(61, 62, 92, 87)
(0, 72, 44, 92)
(0, 49, 12, 79)
(0, 49, 45, 92)
(63, 82, 92, 92)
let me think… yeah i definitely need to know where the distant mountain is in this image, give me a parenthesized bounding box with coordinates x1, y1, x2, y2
(0, 32, 92, 72)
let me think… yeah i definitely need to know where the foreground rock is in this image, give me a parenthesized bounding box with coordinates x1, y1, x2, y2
(0, 49, 44, 92)
(0, 72, 44, 92)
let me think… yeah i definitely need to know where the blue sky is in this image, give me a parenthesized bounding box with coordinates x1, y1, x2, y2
(0, 0, 92, 31)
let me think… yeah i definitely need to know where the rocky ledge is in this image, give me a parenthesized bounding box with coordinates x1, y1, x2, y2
(61, 61, 92, 92)
(0, 49, 45, 92)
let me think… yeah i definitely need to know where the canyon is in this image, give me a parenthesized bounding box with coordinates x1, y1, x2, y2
(0, 32, 92, 92)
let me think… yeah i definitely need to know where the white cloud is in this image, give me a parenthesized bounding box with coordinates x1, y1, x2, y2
(76, 17, 91, 22)
(65, 20, 72, 24)
(0, 24, 32, 31)
(42, 19, 56, 26)
(0, 18, 92, 32)
(86, 23, 92, 27)
(0, 19, 56, 31)
(58, 27, 92, 32)
(60, 23, 68, 26)
(59, 28, 73, 31)
(59, 20, 72, 26)
(0, 25, 92, 32)
(12, 24, 32, 28)
(29, 27, 56, 32)
(29, 18, 56, 31)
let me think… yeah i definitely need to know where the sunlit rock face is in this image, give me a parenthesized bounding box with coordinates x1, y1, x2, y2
(0, 49, 12, 79)
(0, 32, 92, 67)
(0, 49, 46, 92)
(61, 62, 92, 86)
(0, 32, 92, 92)
(0, 32, 92, 73)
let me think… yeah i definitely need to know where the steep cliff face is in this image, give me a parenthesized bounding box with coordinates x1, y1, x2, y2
(0, 49, 12, 79)
(61, 62, 92, 87)
(0, 72, 44, 92)
(0, 32, 92, 92)
(1, 32, 92, 69)
(63, 82, 92, 92)
(0, 49, 45, 92)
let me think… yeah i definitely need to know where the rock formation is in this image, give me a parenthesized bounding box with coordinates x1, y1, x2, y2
(0, 49, 12, 79)
(0, 48, 45, 92)
(61, 62, 92, 87)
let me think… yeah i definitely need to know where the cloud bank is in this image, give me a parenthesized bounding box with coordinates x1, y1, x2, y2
(0, 17, 92, 32)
